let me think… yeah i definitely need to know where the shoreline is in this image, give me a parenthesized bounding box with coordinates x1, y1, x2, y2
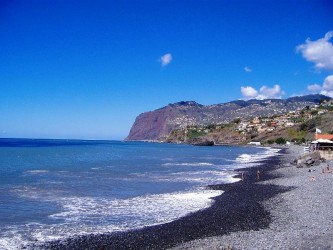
(171, 145, 333, 249)
(37, 148, 287, 249)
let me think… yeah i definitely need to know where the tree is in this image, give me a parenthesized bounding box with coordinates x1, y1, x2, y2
(310, 110, 318, 116)
(233, 118, 241, 124)
(319, 98, 326, 104)
(275, 137, 286, 145)
(266, 139, 275, 144)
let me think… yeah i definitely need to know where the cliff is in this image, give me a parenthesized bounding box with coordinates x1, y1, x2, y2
(125, 95, 330, 141)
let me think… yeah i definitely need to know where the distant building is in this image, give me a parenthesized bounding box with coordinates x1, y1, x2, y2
(315, 134, 333, 140)
(285, 122, 295, 127)
(270, 121, 277, 127)
(312, 134, 333, 160)
(248, 141, 261, 146)
(252, 117, 260, 124)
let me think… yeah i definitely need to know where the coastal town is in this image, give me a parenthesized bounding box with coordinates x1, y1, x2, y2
(166, 99, 333, 145)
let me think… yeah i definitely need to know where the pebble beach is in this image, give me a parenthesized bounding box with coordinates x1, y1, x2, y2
(171, 145, 333, 250)
(38, 145, 333, 250)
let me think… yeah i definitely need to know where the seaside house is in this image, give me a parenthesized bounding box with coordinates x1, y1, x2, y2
(315, 134, 333, 140)
(312, 134, 333, 160)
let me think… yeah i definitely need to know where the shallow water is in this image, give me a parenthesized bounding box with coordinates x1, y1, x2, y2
(0, 139, 280, 249)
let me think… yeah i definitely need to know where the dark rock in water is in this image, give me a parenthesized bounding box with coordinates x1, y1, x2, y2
(191, 141, 214, 146)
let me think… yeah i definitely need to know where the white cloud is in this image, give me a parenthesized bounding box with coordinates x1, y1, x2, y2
(159, 53, 172, 67)
(307, 84, 322, 93)
(241, 84, 285, 100)
(259, 85, 284, 99)
(244, 66, 252, 73)
(323, 75, 333, 91)
(296, 31, 333, 70)
(320, 90, 333, 97)
(241, 86, 258, 98)
(321, 75, 333, 97)
(306, 75, 333, 98)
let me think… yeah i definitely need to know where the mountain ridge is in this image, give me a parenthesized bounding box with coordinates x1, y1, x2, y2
(126, 94, 331, 141)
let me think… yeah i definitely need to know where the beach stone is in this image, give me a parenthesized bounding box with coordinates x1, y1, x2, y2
(306, 158, 314, 165)
(170, 145, 333, 250)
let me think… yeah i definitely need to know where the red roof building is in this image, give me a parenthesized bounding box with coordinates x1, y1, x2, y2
(315, 134, 333, 140)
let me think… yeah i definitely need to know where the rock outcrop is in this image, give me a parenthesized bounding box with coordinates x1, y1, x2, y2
(290, 151, 324, 168)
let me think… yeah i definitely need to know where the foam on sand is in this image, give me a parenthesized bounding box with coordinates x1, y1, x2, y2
(235, 147, 281, 166)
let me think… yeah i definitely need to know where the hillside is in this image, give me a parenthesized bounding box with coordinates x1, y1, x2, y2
(126, 94, 331, 141)
(253, 111, 333, 143)
(166, 105, 333, 145)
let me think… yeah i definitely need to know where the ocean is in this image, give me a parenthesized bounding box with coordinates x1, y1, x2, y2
(0, 139, 281, 249)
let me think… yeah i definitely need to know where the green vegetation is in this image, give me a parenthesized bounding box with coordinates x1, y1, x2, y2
(275, 137, 286, 144)
(324, 106, 333, 111)
(187, 129, 207, 139)
(266, 139, 275, 144)
(299, 116, 321, 132)
(287, 128, 307, 144)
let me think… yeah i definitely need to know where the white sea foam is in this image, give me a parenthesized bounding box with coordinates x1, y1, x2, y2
(0, 231, 25, 250)
(50, 189, 222, 223)
(155, 170, 239, 185)
(25, 170, 49, 174)
(1, 189, 223, 249)
(162, 162, 216, 167)
(234, 147, 281, 166)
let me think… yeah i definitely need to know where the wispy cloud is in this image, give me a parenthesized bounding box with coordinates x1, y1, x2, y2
(159, 53, 172, 67)
(307, 84, 322, 93)
(241, 84, 285, 100)
(244, 66, 252, 73)
(307, 75, 333, 97)
(296, 31, 333, 71)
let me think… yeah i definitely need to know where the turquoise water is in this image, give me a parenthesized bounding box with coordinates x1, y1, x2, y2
(0, 139, 280, 249)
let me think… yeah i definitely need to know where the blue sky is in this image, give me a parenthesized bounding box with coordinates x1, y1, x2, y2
(1, 0, 332, 139)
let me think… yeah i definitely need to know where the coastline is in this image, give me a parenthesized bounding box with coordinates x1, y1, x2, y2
(37, 147, 289, 250)
(171, 145, 333, 249)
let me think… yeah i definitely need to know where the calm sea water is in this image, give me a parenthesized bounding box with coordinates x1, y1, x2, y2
(0, 139, 281, 249)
